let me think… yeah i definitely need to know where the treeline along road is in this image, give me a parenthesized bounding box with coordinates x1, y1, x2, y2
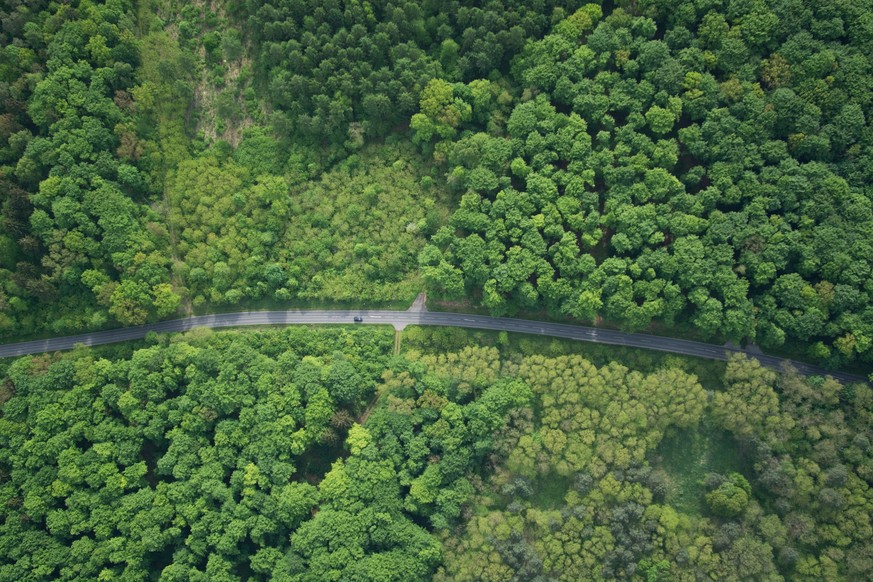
(0, 311, 865, 384)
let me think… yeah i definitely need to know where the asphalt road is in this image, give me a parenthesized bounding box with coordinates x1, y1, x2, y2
(0, 310, 866, 384)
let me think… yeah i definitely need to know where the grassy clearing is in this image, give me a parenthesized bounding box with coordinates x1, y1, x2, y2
(531, 473, 573, 510)
(651, 426, 747, 516)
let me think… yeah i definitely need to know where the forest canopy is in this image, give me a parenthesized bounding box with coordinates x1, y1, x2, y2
(3, 1, 873, 578)
(1, 328, 871, 580)
(1, 0, 872, 377)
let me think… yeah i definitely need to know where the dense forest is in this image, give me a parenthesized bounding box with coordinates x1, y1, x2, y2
(1, 327, 871, 580)
(415, 2, 873, 370)
(2, 0, 873, 578)
(2, 0, 872, 375)
(1, 0, 176, 333)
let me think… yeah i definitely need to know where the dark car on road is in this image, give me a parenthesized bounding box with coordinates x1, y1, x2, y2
(353, 316, 363, 322)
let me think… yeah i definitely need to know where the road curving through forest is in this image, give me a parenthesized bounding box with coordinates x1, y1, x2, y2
(0, 310, 866, 384)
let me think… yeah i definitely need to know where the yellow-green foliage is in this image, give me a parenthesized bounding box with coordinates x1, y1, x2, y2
(167, 145, 444, 305)
(511, 355, 707, 478)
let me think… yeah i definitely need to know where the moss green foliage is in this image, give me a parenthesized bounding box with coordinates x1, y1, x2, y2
(418, 2, 873, 370)
(402, 324, 727, 389)
(435, 353, 873, 582)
